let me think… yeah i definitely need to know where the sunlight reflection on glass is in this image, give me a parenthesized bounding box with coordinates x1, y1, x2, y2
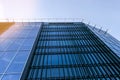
(0, 22, 15, 35)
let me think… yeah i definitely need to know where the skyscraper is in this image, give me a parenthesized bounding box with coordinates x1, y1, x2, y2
(0, 22, 120, 80)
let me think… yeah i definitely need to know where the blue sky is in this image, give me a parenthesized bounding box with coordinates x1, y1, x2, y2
(0, 0, 120, 41)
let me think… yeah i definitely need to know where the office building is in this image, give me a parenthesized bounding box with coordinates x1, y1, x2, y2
(0, 22, 120, 80)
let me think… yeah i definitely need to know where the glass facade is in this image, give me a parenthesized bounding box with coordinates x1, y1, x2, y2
(22, 23, 120, 80)
(0, 22, 41, 80)
(88, 25, 120, 57)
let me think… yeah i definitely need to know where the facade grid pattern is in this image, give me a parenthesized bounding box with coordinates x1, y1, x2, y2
(0, 22, 41, 80)
(23, 23, 120, 80)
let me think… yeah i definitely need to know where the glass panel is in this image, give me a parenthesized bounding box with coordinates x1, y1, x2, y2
(37, 69, 41, 78)
(59, 68, 64, 77)
(64, 68, 69, 77)
(44, 55, 47, 65)
(2, 74, 20, 80)
(13, 51, 29, 63)
(46, 69, 51, 78)
(51, 55, 58, 65)
(0, 51, 16, 73)
(42, 69, 46, 78)
(51, 68, 59, 77)
(47, 55, 51, 65)
(6, 61, 24, 73)
(58, 55, 62, 65)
